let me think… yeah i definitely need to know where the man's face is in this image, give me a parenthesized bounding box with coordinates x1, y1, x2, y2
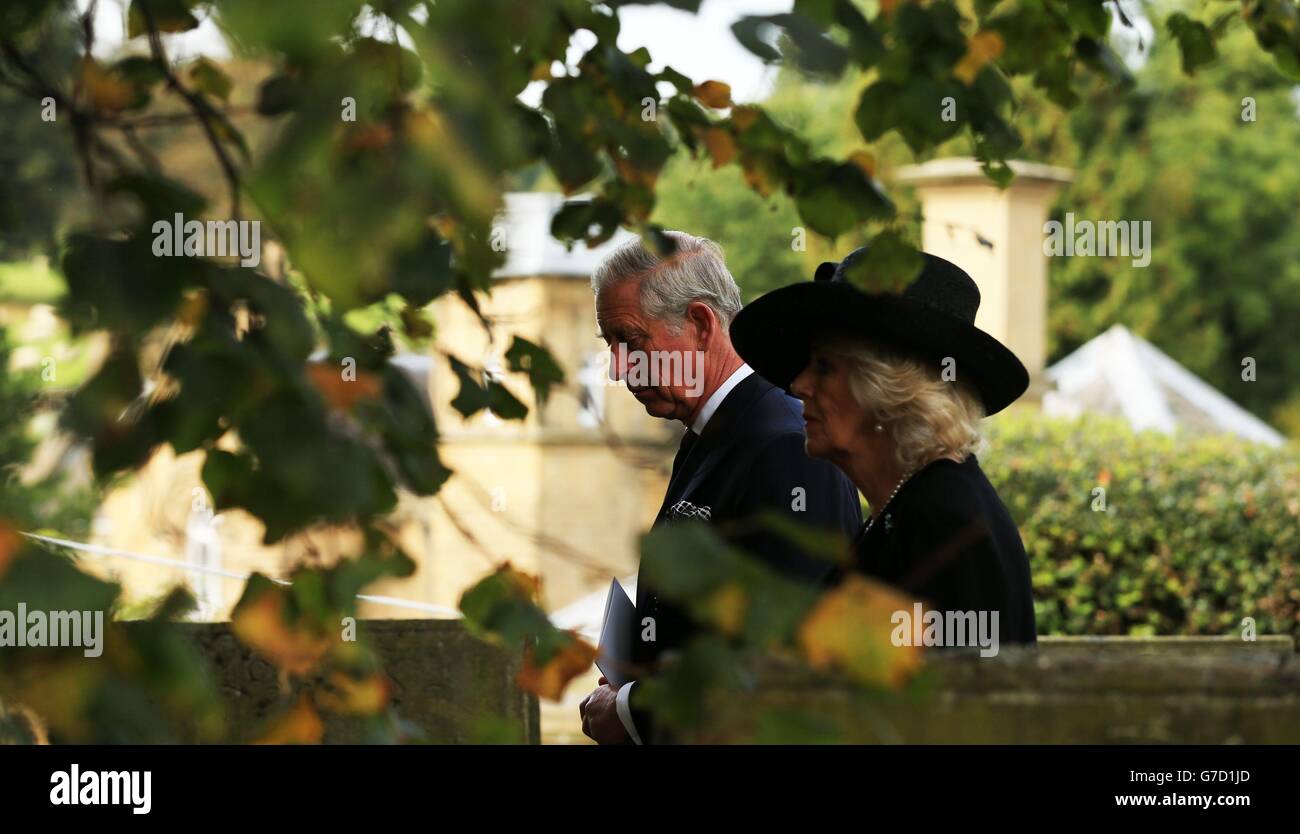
(596, 279, 705, 422)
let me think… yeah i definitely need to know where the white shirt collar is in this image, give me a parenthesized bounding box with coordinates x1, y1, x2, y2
(690, 363, 753, 435)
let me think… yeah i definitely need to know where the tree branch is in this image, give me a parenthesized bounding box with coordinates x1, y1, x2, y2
(142, 11, 242, 219)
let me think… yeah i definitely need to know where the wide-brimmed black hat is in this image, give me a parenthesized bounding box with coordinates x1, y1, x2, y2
(729, 248, 1029, 415)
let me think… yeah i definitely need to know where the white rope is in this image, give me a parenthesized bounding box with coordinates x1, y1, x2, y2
(20, 531, 462, 618)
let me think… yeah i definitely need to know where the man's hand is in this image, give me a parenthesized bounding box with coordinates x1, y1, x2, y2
(579, 676, 631, 745)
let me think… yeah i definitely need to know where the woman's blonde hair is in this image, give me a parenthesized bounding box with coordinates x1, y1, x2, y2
(820, 336, 987, 472)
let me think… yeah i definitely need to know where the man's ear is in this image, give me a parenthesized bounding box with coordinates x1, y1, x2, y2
(684, 300, 717, 345)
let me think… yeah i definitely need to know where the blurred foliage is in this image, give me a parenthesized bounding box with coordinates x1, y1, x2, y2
(985, 410, 1300, 640)
(0, 327, 98, 537)
(1, 0, 1298, 742)
(459, 517, 929, 740)
(0, 536, 223, 743)
(0, 4, 82, 260)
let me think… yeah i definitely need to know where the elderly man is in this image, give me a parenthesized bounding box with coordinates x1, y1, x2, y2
(579, 231, 862, 744)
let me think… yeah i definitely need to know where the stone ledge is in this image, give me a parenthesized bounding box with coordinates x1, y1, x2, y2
(681, 646, 1300, 744)
(1038, 635, 1295, 654)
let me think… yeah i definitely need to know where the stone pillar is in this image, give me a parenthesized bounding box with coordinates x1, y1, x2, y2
(895, 158, 1073, 403)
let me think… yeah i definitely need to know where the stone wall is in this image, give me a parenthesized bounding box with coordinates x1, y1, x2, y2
(175, 620, 539, 744)
(680, 638, 1300, 744)
(172, 621, 1298, 744)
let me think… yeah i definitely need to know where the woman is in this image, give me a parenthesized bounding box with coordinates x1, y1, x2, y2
(729, 248, 1037, 645)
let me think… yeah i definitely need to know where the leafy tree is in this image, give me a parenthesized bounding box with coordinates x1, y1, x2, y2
(1035, 11, 1300, 435)
(0, 7, 81, 259)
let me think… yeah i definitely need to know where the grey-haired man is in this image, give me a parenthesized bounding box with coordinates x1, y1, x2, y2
(578, 232, 862, 744)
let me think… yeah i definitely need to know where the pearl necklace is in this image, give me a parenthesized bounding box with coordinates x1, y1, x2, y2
(863, 468, 917, 535)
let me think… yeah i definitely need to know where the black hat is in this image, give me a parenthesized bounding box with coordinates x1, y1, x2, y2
(729, 248, 1029, 415)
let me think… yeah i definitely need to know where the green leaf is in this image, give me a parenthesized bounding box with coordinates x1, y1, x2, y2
(839, 229, 923, 293)
(390, 230, 454, 307)
(792, 159, 894, 239)
(1061, 0, 1111, 40)
(188, 57, 232, 103)
(731, 17, 784, 63)
(362, 365, 452, 496)
(550, 198, 623, 247)
(256, 74, 302, 115)
(1075, 36, 1134, 87)
(505, 337, 565, 407)
(640, 522, 738, 600)
(657, 65, 696, 92)
(853, 80, 899, 142)
(0, 541, 120, 615)
(458, 566, 571, 664)
(1166, 13, 1218, 75)
(60, 348, 159, 478)
(127, 0, 200, 38)
(112, 56, 168, 90)
(731, 13, 850, 77)
(447, 355, 528, 421)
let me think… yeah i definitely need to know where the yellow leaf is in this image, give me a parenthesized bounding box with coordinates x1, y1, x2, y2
(430, 214, 459, 240)
(701, 582, 747, 636)
(255, 695, 325, 745)
(740, 156, 779, 197)
(848, 150, 876, 178)
(953, 31, 1004, 85)
(692, 80, 733, 109)
(80, 58, 137, 114)
(516, 634, 598, 702)
(497, 563, 543, 600)
(798, 575, 924, 688)
(176, 290, 209, 329)
(231, 590, 333, 677)
(702, 127, 737, 168)
(316, 671, 392, 715)
(613, 157, 660, 196)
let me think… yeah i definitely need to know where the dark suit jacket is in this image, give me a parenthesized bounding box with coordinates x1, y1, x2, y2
(625, 371, 863, 741)
(847, 454, 1037, 646)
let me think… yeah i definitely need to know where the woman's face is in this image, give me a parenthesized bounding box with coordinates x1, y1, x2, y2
(789, 345, 874, 461)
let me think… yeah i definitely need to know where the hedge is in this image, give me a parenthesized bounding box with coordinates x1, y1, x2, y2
(979, 412, 1299, 641)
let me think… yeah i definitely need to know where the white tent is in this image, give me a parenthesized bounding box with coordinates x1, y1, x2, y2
(1042, 324, 1285, 447)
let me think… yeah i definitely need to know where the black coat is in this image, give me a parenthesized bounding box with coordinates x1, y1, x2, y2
(847, 454, 1037, 646)
(626, 372, 863, 740)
